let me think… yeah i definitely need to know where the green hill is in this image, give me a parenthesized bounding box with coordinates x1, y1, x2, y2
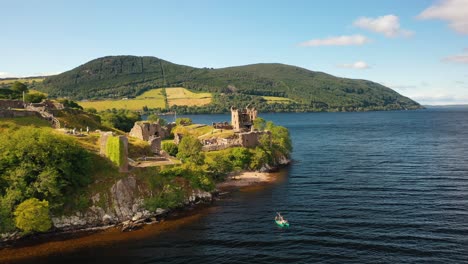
(39, 55, 421, 112)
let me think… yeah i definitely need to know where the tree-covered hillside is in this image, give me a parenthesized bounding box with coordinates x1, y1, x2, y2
(39, 55, 421, 111)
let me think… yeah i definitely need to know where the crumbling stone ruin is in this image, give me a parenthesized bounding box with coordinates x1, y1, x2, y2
(212, 121, 232, 130)
(237, 130, 271, 147)
(231, 105, 257, 131)
(0, 99, 24, 109)
(128, 121, 174, 154)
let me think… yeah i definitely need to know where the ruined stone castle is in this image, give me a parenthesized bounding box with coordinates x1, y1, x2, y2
(128, 121, 175, 154)
(231, 105, 257, 132)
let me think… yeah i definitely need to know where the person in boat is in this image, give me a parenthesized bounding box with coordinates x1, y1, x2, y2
(276, 212, 286, 223)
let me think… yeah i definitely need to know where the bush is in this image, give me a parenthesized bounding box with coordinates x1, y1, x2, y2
(85, 107, 97, 114)
(14, 198, 52, 233)
(0, 127, 92, 212)
(162, 142, 178, 156)
(228, 147, 252, 170)
(144, 186, 185, 211)
(176, 117, 192, 126)
(25, 92, 46, 103)
(100, 109, 141, 131)
(176, 135, 204, 165)
(58, 99, 83, 110)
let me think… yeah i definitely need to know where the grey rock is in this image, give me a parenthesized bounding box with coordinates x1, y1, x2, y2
(110, 176, 137, 220)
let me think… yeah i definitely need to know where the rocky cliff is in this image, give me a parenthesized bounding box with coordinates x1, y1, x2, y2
(51, 175, 213, 232)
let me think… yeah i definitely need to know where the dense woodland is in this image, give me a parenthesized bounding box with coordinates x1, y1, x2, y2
(37, 56, 421, 112)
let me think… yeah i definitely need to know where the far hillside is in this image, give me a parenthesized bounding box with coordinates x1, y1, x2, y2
(38, 55, 422, 112)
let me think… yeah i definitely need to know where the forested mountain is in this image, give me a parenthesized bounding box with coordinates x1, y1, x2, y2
(39, 55, 421, 111)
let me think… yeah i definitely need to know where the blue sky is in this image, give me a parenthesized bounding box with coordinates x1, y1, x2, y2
(1, 0, 467, 105)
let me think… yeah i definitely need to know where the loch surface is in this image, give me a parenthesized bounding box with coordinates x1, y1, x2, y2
(16, 109, 468, 263)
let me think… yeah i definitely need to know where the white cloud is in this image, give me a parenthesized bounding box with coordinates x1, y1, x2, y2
(0, 72, 12, 78)
(298, 35, 371, 47)
(442, 54, 468, 63)
(0, 71, 61, 78)
(353, 15, 413, 37)
(337, 61, 370, 69)
(34, 71, 62, 76)
(418, 0, 468, 34)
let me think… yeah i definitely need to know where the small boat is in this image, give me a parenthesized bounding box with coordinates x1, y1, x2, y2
(275, 212, 289, 227)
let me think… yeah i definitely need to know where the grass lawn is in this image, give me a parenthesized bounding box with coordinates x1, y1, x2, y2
(0, 116, 51, 132)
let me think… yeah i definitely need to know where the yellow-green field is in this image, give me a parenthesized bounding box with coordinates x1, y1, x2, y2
(0, 78, 45, 85)
(79, 98, 166, 111)
(262, 96, 295, 104)
(79, 87, 212, 111)
(165, 87, 212, 106)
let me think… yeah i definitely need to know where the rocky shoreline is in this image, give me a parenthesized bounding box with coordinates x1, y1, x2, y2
(0, 176, 215, 246)
(0, 163, 288, 248)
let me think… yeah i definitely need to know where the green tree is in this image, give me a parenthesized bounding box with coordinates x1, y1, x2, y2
(147, 114, 167, 126)
(228, 147, 252, 170)
(14, 198, 52, 233)
(205, 152, 233, 177)
(162, 142, 178, 156)
(253, 117, 266, 131)
(176, 135, 204, 165)
(100, 109, 141, 131)
(58, 99, 83, 110)
(0, 127, 92, 211)
(249, 147, 270, 170)
(25, 92, 46, 103)
(11, 81, 28, 93)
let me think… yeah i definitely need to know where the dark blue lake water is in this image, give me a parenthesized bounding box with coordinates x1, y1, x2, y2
(27, 109, 468, 263)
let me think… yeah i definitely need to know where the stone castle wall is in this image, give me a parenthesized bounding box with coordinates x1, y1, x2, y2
(236, 130, 271, 148)
(0, 109, 40, 118)
(0, 100, 24, 109)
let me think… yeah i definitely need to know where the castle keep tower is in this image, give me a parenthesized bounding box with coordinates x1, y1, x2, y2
(231, 105, 258, 131)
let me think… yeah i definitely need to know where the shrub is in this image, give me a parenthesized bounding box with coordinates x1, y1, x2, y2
(176, 117, 192, 126)
(14, 198, 52, 233)
(162, 142, 178, 156)
(176, 135, 204, 165)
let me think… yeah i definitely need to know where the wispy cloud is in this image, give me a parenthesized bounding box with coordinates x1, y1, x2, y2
(353, 15, 413, 37)
(34, 71, 62, 76)
(298, 35, 371, 47)
(411, 93, 468, 105)
(337, 61, 370, 69)
(443, 54, 468, 63)
(442, 49, 468, 64)
(418, 0, 468, 34)
(0, 71, 61, 78)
